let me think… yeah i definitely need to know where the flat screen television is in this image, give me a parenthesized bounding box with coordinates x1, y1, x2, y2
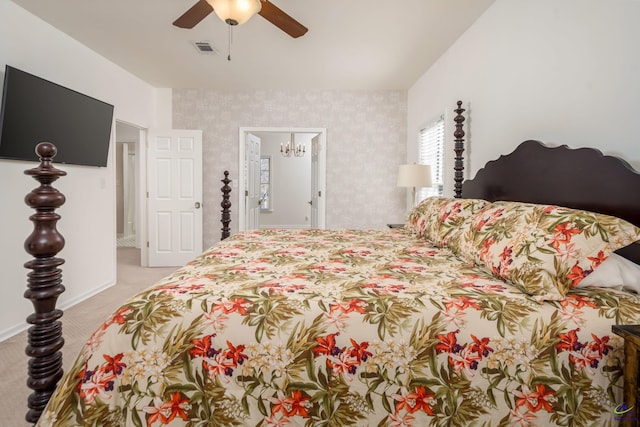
(0, 65, 114, 167)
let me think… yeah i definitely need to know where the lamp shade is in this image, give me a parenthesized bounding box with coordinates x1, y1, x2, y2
(397, 164, 432, 188)
(207, 0, 262, 25)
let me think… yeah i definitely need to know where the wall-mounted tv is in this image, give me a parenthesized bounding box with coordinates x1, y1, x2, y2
(0, 65, 114, 167)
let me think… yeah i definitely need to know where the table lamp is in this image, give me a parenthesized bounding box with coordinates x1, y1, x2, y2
(397, 164, 432, 208)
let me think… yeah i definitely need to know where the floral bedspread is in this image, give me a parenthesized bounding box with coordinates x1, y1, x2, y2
(39, 229, 640, 427)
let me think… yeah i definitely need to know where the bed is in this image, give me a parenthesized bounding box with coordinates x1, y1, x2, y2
(23, 102, 640, 426)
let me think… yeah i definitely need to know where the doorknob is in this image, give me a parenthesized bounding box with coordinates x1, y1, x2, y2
(195, 202, 201, 209)
(308, 200, 313, 206)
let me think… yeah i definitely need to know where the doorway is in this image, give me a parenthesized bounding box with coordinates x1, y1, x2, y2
(239, 127, 327, 231)
(115, 140, 136, 246)
(115, 120, 148, 260)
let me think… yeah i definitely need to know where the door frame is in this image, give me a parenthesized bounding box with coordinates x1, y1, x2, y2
(238, 127, 327, 231)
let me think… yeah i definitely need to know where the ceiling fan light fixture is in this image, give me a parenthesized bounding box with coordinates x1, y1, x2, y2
(207, 0, 262, 26)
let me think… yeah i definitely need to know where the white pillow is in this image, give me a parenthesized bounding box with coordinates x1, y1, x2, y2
(578, 253, 640, 293)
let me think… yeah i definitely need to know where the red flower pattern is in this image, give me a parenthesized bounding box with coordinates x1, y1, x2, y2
(587, 250, 607, 268)
(567, 262, 587, 286)
(330, 299, 367, 314)
(313, 333, 342, 357)
(393, 386, 435, 415)
(102, 353, 126, 375)
(189, 334, 218, 359)
(514, 384, 555, 412)
(445, 296, 481, 312)
(223, 340, 248, 365)
(269, 390, 311, 418)
(213, 298, 252, 315)
(469, 334, 493, 357)
(550, 222, 582, 250)
(435, 330, 462, 354)
(348, 338, 372, 362)
(556, 328, 583, 353)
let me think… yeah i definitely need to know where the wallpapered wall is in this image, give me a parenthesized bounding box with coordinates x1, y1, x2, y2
(173, 89, 407, 248)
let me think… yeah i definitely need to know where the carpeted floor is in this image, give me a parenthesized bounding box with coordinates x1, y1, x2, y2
(1, 247, 176, 427)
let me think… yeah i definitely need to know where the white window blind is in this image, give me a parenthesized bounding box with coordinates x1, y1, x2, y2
(418, 117, 445, 202)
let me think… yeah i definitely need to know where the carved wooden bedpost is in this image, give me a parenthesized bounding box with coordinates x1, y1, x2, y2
(23, 142, 67, 423)
(221, 170, 231, 240)
(453, 100, 466, 198)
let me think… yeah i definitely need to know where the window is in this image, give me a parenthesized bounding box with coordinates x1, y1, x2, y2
(417, 117, 444, 202)
(260, 156, 272, 211)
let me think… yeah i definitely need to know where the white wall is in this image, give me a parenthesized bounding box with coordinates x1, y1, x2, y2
(408, 0, 640, 196)
(258, 132, 312, 228)
(0, 1, 159, 340)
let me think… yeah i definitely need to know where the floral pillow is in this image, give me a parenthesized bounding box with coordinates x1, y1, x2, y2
(459, 201, 640, 301)
(405, 197, 489, 248)
(405, 197, 449, 239)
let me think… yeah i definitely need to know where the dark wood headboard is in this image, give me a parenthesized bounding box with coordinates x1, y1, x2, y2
(461, 140, 640, 263)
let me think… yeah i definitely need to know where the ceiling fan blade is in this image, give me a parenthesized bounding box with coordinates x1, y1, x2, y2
(258, 1, 308, 38)
(173, 0, 214, 29)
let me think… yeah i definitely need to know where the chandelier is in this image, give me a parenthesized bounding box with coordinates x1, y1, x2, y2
(280, 133, 305, 157)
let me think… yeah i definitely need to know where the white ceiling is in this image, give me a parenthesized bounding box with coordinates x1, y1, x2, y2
(10, 0, 495, 90)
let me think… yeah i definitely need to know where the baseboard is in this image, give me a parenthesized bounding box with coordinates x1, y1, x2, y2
(0, 323, 27, 343)
(0, 280, 115, 342)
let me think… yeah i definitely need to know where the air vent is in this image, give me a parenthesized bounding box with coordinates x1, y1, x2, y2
(192, 41, 218, 55)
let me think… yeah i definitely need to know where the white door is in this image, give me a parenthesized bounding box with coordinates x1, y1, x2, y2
(310, 134, 320, 228)
(246, 133, 261, 230)
(147, 130, 203, 267)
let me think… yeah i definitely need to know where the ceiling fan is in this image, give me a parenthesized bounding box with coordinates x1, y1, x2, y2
(173, 0, 308, 38)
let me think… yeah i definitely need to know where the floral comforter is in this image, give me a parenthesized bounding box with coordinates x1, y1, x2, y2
(39, 229, 640, 427)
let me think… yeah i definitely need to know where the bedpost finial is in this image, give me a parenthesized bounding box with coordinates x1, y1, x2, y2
(36, 141, 57, 159)
(33, 142, 59, 173)
(25, 142, 67, 183)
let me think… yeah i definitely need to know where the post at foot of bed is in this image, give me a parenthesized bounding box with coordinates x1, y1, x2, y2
(23, 142, 67, 424)
(221, 170, 232, 240)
